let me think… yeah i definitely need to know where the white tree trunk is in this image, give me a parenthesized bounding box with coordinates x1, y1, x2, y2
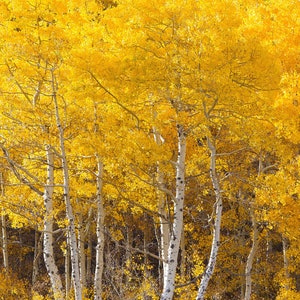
(160, 124, 186, 300)
(51, 69, 82, 300)
(0, 173, 8, 270)
(1, 214, 8, 270)
(244, 206, 259, 300)
(196, 138, 223, 300)
(157, 171, 170, 284)
(94, 157, 105, 300)
(43, 145, 64, 300)
(153, 126, 170, 285)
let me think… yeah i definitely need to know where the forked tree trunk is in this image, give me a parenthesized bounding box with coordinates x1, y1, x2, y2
(94, 157, 105, 300)
(160, 124, 186, 300)
(51, 69, 82, 300)
(196, 138, 223, 300)
(43, 145, 64, 300)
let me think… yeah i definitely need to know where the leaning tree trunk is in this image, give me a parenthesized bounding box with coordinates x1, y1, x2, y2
(196, 138, 223, 300)
(160, 124, 186, 300)
(43, 145, 64, 300)
(94, 157, 105, 300)
(51, 69, 82, 300)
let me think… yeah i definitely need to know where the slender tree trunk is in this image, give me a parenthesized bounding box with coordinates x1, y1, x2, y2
(160, 124, 186, 300)
(94, 157, 105, 300)
(244, 154, 263, 300)
(43, 145, 64, 300)
(1, 214, 8, 270)
(244, 206, 259, 300)
(153, 127, 170, 287)
(0, 173, 8, 270)
(78, 213, 86, 290)
(180, 229, 186, 277)
(157, 169, 170, 285)
(51, 69, 82, 300)
(196, 138, 223, 300)
(65, 235, 71, 300)
(282, 235, 290, 290)
(86, 230, 93, 286)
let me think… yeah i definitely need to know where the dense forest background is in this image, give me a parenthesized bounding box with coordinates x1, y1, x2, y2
(0, 0, 300, 299)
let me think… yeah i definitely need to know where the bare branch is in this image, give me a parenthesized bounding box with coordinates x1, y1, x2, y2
(88, 71, 140, 127)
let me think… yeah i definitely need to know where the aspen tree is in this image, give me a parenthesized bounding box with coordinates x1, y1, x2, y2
(43, 145, 64, 300)
(51, 68, 82, 300)
(94, 156, 105, 300)
(160, 124, 186, 300)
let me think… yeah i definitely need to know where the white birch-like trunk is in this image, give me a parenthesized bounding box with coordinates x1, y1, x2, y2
(160, 124, 186, 300)
(196, 138, 223, 300)
(43, 145, 64, 300)
(94, 157, 105, 300)
(1, 214, 8, 269)
(51, 69, 82, 300)
(158, 172, 170, 284)
(154, 129, 170, 285)
(244, 205, 259, 300)
(0, 173, 8, 270)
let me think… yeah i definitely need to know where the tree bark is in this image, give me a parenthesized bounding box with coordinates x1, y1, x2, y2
(153, 127, 170, 287)
(51, 69, 82, 300)
(43, 145, 64, 300)
(282, 235, 290, 290)
(86, 230, 93, 286)
(32, 228, 43, 286)
(1, 214, 8, 270)
(78, 212, 86, 290)
(196, 138, 223, 300)
(160, 124, 186, 300)
(65, 234, 71, 300)
(0, 173, 8, 270)
(94, 157, 105, 300)
(244, 205, 259, 300)
(157, 164, 170, 286)
(244, 154, 264, 300)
